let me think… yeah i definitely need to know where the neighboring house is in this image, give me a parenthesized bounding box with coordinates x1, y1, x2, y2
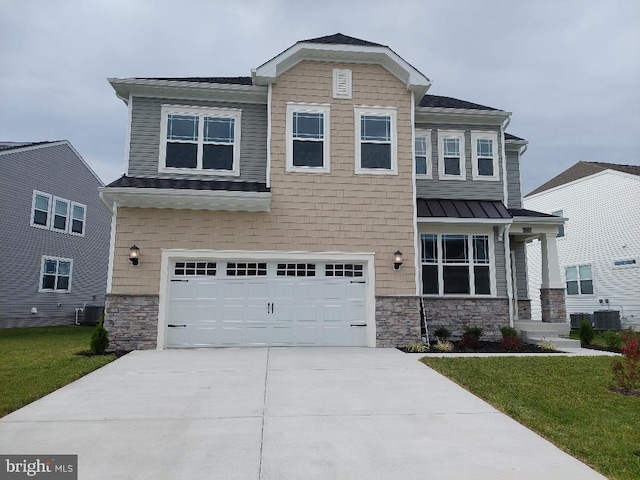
(0, 141, 112, 328)
(101, 33, 566, 350)
(524, 161, 640, 328)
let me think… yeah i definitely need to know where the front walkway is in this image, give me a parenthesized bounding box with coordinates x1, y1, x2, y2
(0, 348, 606, 479)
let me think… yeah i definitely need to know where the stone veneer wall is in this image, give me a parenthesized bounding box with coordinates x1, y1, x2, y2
(517, 299, 532, 321)
(540, 288, 567, 323)
(375, 296, 422, 347)
(104, 294, 159, 351)
(422, 298, 510, 341)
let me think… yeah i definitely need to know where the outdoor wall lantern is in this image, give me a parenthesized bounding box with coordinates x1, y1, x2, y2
(393, 250, 403, 270)
(129, 245, 140, 266)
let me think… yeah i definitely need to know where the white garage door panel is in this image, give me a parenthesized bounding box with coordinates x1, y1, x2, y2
(166, 261, 368, 348)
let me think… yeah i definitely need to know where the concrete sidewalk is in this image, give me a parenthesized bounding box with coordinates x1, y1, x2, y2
(0, 348, 606, 479)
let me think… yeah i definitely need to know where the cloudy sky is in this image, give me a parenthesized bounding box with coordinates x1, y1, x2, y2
(1, 0, 638, 195)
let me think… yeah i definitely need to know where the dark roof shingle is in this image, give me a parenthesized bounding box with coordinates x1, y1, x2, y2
(0, 141, 56, 152)
(418, 95, 498, 111)
(299, 33, 385, 47)
(526, 161, 640, 197)
(136, 77, 253, 85)
(106, 175, 269, 193)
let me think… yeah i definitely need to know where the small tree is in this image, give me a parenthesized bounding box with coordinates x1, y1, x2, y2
(579, 319, 595, 346)
(90, 315, 109, 355)
(612, 328, 640, 392)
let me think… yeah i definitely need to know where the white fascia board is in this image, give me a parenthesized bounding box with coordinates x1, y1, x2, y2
(524, 169, 640, 200)
(253, 43, 431, 96)
(416, 107, 510, 125)
(511, 215, 566, 225)
(417, 217, 513, 225)
(99, 187, 271, 212)
(107, 78, 268, 105)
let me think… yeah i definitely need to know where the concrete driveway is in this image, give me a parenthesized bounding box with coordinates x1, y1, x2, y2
(0, 348, 605, 480)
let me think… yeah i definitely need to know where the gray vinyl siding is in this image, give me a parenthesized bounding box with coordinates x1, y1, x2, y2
(495, 238, 507, 297)
(415, 125, 504, 201)
(128, 96, 267, 182)
(512, 241, 529, 298)
(506, 150, 523, 208)
(0, 143, 111, 327)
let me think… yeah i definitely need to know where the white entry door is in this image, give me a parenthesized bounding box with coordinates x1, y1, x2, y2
(166, 260, 368, 347)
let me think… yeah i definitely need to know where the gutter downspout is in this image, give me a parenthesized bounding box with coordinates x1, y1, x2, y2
(503, 223, 514, 328)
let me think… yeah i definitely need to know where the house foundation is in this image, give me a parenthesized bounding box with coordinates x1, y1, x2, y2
(375, 296, 422, 347)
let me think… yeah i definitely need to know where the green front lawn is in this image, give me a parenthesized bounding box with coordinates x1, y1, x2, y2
(422, 356, 640, 480)
(0, 326, 115, 417)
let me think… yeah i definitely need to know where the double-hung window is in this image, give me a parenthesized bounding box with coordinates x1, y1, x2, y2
(471, 132, 499, 180)
(565, 265, 593, 295)
(415, 130, 431, 177)
(286, 103, 330, 172)
(31, 190, 86, 235)
(438, 131, 466, 180)
(160, 105, 241, 175)
(355, 107, 397, 174)
(421, 233, 493, 296)
(39, 256, 73, 292)
(52, 198, 70, 232)
(31, 191, 51, 228)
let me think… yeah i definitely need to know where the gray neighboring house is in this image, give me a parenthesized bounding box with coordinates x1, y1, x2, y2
(0, 141, 111, 328)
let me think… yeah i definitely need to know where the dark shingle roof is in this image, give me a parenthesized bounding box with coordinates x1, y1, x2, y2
(505, 133, 525, 141)
(136, 77, 253, 85)
(106, 175, 269, 193)
(508, 208, 559, 218)
(0, 141, 56, 152)
(418, 95, 498, 111)
(299, 33, 385, 47)
(526, 161, 640, 197)
(417, 199, 511, 219)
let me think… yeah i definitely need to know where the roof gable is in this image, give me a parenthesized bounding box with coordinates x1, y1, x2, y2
(299, 33, 385, 47)
(526, 161, 640, 197)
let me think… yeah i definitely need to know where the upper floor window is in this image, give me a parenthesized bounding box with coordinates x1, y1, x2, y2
(159, 105, 241, 176)
(333, 69, 352, 99)
(355, 106, 397, 175)
(438, 131, 466, 180)
(31, 190, 86, 236)
(415, 130, 432, 177)
(552, 210, 565, 237)
(471, 132, 499, 181)
(39, 256, 73, 292)
(286, 103, 330, 173)
(565, 265, 593, 295)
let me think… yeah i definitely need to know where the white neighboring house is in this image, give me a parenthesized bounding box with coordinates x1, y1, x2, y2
(524, 161, 640, 328)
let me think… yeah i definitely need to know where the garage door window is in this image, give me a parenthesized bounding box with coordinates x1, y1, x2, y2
(326, 264, 364, 277)
(226, 262, 267, 276)
(174, 262, 217, 276)
(277, 263, 316, 277)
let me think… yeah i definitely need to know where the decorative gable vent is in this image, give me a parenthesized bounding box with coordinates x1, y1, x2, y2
(333, 69, 352, 99)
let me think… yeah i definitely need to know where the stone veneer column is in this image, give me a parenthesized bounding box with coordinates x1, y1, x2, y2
(540, 288, 567, 323)
(104, 294, 159, 351)
(375, 297, 421, 347)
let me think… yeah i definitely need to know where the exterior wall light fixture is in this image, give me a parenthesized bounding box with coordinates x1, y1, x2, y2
(393, 250, 403, 270)
(129, 245, 140, 266)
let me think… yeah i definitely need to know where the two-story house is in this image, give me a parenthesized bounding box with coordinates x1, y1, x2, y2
(101, 34, 566, 350)
(0, 141, 111, 328)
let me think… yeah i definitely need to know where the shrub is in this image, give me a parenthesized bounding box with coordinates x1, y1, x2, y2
(405, 342, 429, 353)
(537, 339, 557, 351)
(460, 326, 483, 350)
(603, 331, 622, 349)
(434, 326, 451, 342)
(500, 335, 523, 351)
(90, 315, 109, 355)
(500, 326, 519, 338)
(434, 339, 454, 352)
(579, 319, 595, 346)
(611, 328, 640, 392)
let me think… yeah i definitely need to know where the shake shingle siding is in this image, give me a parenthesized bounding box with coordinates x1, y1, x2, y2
(128, 96, 267, 183)
(506, 151, 522, 209)
(0, 143, 111, 327)
(415, 125, 504, 201)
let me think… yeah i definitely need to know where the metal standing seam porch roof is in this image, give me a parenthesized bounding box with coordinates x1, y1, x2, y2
(417, 199, 511, 219)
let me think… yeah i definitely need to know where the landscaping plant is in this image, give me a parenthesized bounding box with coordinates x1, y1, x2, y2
(459, 325, 483, 350)
(434, 326, 451, 342)
(578, 319, 595, 346)
(405, 341, 429, 353)
(433, 339, 454, 352)
(603, 330, 622, 349)
(90, 315, 109, 355)
(499, 326, 522, 351)
(611, 328, 640, 393)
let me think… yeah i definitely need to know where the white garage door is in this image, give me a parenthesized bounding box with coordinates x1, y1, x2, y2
(166, 260, 368, 347)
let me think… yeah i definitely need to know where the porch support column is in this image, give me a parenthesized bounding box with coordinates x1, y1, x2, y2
(540, 233, 566, 323)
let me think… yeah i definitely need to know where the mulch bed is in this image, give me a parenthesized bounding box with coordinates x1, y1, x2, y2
(398, 341, 559, 354)
(609, 387, 640, 398)
(580, 344, 622, 354)
(76, 350, 130, 358)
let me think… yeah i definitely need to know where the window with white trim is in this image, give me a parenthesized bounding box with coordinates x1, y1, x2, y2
(333, 69, 352, 99)
(355, 107, 397, 174)
(174, 261, 217, 276)
(286, 103, 330, 172)
(415, 130, 431, 177)
(471, 132, 499, 180)
(421, 233, 493, 296)
(159, 105, 241, 175)
(39, 256, 72, 292)
(325, 264, 364, 277)
(565, 265, 593, 295)
(226, 262, 267, 276)
(31, 190, 86, 236)
(276, 263, 316, 277)
(438, 131, 466, 180)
